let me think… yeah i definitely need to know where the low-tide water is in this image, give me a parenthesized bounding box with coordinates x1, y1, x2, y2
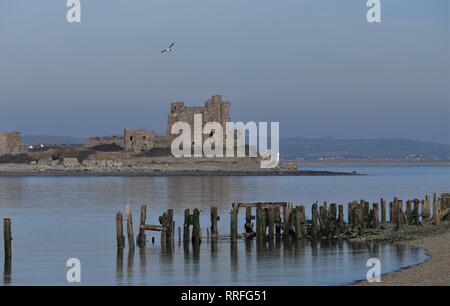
(0, 166, 448, 285)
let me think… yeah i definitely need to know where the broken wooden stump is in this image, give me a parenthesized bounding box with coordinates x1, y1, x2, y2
(210, 207, 219, 240)
(192, 208, 201, 244)
(137, 205, 147, 247)
(116, 212, 125, 250)
(183, 209, 190, 242)
(125, 204, 135, 250)
(230, 204, 239, 241)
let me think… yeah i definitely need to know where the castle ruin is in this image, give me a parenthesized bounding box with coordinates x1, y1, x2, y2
(166, 95, 231, 142)
(122, 95, 231, 153)
(0, 132, 24, 155)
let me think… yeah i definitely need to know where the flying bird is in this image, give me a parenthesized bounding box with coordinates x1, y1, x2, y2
(161, 42, 174, 54)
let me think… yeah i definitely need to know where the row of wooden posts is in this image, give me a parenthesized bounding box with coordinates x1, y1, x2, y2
(115, 193, 450, 250)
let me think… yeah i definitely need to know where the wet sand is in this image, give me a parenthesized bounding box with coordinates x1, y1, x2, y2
(355, 222, 450, 286)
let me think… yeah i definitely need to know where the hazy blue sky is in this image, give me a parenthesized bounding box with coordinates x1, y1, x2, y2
(0, 0, 449, 143)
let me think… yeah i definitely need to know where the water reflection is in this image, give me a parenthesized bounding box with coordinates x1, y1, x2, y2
(113, 238, 427, 286)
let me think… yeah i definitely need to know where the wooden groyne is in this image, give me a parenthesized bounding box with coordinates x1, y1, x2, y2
(115, 193, 450, 249)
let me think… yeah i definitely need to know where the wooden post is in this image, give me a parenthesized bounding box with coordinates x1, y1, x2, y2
(256, 205, 265, 240)
(311, 203, 319, 238)
(192, 208, 201, 244)
(244, 206, 253, 237)
(178, 226, 181, 242)
(319, 205, 326, 235)
(125, 204, 135, 250)
(116, 212, 125, 250)
(137, 205, 147, 247)
(267, 207, 275, 238)
(363, 200, 370, 228)
(413, 199, 420, 225)
(166, 209, 174, 242)
(372, 203, 379, 228)
(337, 204, 345, 233)
(433, 197, 441, 226)
(160, 212, 167, 243)
(3, 218, 12, 259)
(210, 207, 218, 240)
(183, 209, 190, 242)
(422, 195, 430, 219)
(3, 218, 12, 283)
(389, 201, 393, 223)
(274, 207, 282, 238)
(328, 204, 337, 236)
(348, 202, 354, 225)
(406, 200, 412, 225)
(380, 199, 386, 225)
(299, 205, 308, 238)
(294, 206, 301, 239)
(230, 204, 239, 241)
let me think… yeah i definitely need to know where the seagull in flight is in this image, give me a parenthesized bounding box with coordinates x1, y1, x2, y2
(161, 42, 174, 54)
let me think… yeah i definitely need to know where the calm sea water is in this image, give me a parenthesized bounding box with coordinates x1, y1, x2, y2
(0, 166, 448, 285)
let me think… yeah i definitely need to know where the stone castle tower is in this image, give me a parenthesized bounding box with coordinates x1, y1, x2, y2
(166, 95, 231, 141)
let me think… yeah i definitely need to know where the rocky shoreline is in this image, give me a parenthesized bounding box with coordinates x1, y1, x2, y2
(0, 169, 358, 177)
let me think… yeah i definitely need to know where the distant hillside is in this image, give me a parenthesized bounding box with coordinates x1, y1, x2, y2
(280, 138, 450, 160)
(23, 135, 86, 145)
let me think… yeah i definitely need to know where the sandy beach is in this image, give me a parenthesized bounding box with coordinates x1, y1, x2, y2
(355, 222, 450, 286)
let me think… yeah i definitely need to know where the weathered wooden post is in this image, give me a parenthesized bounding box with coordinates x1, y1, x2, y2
(380, 199, 386, 225)
(372, 203, 379, 228)
(274, 207, 282, 238)
(294, 206, 301, 239)
(319, 205, 326, 235)
(337, 204, 345, 233)
(166, 209, 174, 242)
(116, 212, 125, 250)
(433, 197, 441, 226)
(3, 219, 12, 283)
(363, 200, 370, 228)
(389, 201, 393, 223)
(4, 218, 12, 259)
(192, 208, 201, 244)
(328, 204, 337, 236)
(422, 196, 430, 219)
(256, 205, 266, 240)
(348, 202, 354, 225)
(311, 203, 319, 238)
(125, 204, 135, 250)
(413, 199, 420, 225)
(210, 206, 218, 240)
(160, 211, 167, 243)
(183, 209, 190, 242)
(230, 204, 239, 241)
(406, 200, 412, 225)
(137, 205, 147, 247)
(267, 207, 275, 238)
(244, 206, 253, 237)
(299, 205, 307, 238)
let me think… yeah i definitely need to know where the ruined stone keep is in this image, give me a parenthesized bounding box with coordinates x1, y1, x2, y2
(166, 95, 231, 142)
(0, 132, 24, 155)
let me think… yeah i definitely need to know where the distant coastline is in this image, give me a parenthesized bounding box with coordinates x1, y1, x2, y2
(292, 160, 450, 167)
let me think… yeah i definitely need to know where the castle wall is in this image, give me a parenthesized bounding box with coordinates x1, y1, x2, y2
(84, 136, 124, 148)
(124, 129, 156, 153)
(0, 132, 24, 155)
